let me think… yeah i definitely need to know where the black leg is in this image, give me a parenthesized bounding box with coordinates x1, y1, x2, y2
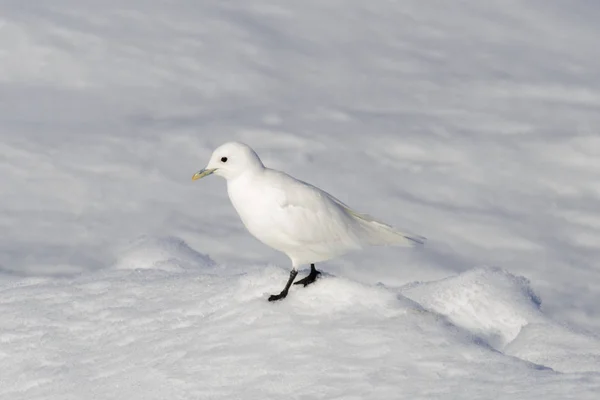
(293, 264, 321, 287)
(268, 269, 298, 302)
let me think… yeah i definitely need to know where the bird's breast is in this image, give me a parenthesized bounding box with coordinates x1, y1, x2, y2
(227, 178, 285, 246)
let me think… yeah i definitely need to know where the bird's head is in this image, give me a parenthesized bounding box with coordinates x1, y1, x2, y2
(192, 141, 265, 181)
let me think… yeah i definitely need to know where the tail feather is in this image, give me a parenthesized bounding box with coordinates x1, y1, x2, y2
(345, 208, 426, 247)
(321, 190, 426, 248)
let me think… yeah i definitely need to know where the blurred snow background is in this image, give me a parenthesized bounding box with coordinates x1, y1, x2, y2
(1, 1, 599, 398)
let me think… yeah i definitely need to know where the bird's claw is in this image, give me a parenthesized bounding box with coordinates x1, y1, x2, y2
(293, 269, 321, 287)
(268, 291, 288, 302)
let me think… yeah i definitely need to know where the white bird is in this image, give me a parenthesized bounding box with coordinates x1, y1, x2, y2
(192, 142, 425, 301)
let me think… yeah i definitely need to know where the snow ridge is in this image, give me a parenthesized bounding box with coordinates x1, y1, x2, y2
(1, 237, 599, 399)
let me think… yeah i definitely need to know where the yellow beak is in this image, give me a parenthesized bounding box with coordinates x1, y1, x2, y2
(192, 168, 216, 181)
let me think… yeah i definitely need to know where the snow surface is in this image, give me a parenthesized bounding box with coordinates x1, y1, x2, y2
(1, 0, 600, 398)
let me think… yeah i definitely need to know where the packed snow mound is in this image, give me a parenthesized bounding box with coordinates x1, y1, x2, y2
(402, 267, 542, 349)
(235, 265, 421, 316)
(505, 323, 600, 373)
(402, 266, 600, 373)
(3, 263, 595, 400)
(112, 236, 214, 272)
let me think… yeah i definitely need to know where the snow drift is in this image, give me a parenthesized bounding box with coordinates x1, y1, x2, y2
(1, 238, 599, 399)
(402, 267, 600, 373)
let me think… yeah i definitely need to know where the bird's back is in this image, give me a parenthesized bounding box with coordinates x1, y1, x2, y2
(227, 168, 365, 265)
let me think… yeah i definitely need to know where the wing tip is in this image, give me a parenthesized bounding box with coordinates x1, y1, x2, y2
(406, 235, 427, 247)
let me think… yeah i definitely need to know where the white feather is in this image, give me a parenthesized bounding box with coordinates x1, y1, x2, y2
(200, 142, 425, 268)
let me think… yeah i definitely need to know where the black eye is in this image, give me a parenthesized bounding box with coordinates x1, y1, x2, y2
(221, 157, 228, 163)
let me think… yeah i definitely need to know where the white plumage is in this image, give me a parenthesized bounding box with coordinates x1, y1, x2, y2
(193, 141, 425, 300)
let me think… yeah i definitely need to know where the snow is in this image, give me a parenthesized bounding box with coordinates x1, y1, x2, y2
(1, 241, 599, 399)
(402, 267, 600, 374)
(1, 0, 600, 398)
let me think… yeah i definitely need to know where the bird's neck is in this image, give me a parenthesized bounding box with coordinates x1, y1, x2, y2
(227, 166, 264, 187)
(226, 169, 265, 224)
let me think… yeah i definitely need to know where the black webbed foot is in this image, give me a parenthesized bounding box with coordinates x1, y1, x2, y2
(268, 269, 298, 302)
(293, 264, 321, 287)
(268, 291, 289, 302)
